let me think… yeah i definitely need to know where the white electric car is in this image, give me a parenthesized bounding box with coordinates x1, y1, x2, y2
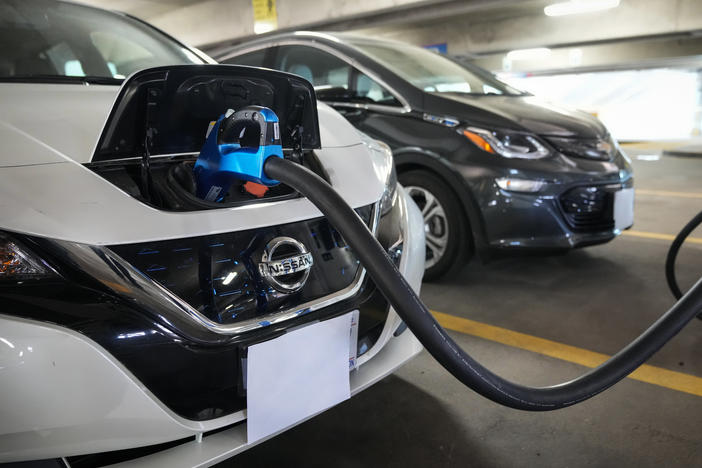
(0, 1, 424, 466)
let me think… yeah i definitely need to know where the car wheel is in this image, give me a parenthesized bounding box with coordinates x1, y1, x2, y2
(400, 169, 469, 281)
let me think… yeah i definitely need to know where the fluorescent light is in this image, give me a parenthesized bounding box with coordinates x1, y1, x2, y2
(254, 20, 276, 34)
(545, 0, 620, 17)
(506, 48, 552, 61)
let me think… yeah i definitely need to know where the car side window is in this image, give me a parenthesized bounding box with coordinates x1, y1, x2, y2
(353, 72, 402, 107)
(275, 45, 350, 89)
(275, 45, 402, 108)
(90, 31, 162, 78)
(224, 49, 267, 67)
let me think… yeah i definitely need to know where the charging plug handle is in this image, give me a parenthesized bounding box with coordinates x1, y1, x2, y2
(194, 106, 283, 201)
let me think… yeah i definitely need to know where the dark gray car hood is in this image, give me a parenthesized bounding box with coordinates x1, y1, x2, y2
(426, 93, 607, 139)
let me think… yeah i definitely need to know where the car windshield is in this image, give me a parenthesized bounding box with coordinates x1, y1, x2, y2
(350, 40, 524, 96)
(0, 0, 203, 83)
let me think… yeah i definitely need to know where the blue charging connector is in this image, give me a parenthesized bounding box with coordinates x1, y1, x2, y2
(194, 106, 283, 202)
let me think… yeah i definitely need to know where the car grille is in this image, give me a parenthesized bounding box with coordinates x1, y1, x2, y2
(559, 186, 615, 232)
(108, 205, 374, 327)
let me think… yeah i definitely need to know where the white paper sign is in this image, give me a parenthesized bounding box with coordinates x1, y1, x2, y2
(246, 312, 353, 443)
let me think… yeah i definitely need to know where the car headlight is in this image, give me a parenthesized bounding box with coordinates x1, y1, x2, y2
(546, 135, 615, 161)
(0, 234, 56, 281)
(462, 126, 550, 159)
(357, 131, 398, 216)
(356, 131, 402, 265)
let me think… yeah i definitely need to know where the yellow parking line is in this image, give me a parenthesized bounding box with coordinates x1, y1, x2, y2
(432, 310, 702, 398)
(636, 189, 702, 199)
(620, 141, 687, 150)
(622, 230, 702, 245)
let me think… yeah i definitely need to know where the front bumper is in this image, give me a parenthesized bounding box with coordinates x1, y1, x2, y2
(0, 187, 425, 464)
(465, 153, 634, 251)
(481, 178, 634, 250)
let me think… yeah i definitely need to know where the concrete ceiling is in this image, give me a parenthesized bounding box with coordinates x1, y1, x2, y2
(74, 0, 209, 20)
(336, 0, 702, 73)
(75, 0, 702, 73)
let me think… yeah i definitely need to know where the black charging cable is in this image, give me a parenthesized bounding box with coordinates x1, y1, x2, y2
(665, 210, 702, 309)
(264, 156, 702, 411)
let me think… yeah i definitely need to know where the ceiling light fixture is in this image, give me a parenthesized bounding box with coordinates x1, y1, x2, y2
(544, 0, 620, 17)
(254, 21, 276, 34)
(505, 47, 552, 61)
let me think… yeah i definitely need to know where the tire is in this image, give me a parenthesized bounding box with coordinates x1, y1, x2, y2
(399, 169, 470, 281)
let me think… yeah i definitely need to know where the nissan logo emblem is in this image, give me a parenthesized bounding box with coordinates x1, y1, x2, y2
(258, 237, 314, 293)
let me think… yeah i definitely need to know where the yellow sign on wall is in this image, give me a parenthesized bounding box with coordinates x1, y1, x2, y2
(252, 0, 277, 34)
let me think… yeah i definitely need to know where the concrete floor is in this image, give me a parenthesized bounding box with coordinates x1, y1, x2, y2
(219, 148, 702, 467)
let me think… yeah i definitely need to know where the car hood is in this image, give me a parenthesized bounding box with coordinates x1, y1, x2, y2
(426, 93, 607, 139)
(0, 82, 382, 245)
(0, 83, 365, 166)
(0, 83, 116, 166)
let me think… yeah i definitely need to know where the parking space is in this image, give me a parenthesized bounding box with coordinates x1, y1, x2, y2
(220, 148, 702, 467)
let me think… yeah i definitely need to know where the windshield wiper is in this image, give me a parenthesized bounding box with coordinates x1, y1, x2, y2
(0, 75, 123, 85)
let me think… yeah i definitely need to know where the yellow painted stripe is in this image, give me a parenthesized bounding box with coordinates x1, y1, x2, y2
(432, 310, 702, 397)
(636, 189, 702, 199)
(619, 141, 690, 150)
(622, 230, 702, 245)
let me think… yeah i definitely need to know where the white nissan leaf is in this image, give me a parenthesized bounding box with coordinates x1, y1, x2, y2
(0, 1, 424, 465)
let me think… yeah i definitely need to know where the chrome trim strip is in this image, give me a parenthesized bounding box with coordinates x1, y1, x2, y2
(324, 101, 411, 115)
(218, 40, 412, 114)
(423, 113, 460, 127)
(52, 203, 380, 341)
(86, 152, 199, 165)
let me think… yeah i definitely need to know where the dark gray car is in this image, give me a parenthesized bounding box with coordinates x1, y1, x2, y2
(215, 32, 634, 279)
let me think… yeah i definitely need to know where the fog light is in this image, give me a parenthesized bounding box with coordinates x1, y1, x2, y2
(496, 178, 545, 193)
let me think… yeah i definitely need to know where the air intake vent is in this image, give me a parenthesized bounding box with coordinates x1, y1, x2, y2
(559, 186, 614, 231)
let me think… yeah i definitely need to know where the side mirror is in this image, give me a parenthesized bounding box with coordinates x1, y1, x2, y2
(315, 86, 356, 103)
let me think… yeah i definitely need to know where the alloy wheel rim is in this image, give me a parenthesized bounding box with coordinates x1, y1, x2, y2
(405, 185, 449, 269)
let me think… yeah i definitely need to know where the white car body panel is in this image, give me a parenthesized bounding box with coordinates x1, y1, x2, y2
(0, 144, 382, 245)
(0, 84, 116, 166)
(0, 83, 384, 245)
(0, 84, 363, 167)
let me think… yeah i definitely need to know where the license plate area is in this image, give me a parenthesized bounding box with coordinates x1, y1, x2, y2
(245, 311, 358, 443)
(614, 187, 635, 231)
